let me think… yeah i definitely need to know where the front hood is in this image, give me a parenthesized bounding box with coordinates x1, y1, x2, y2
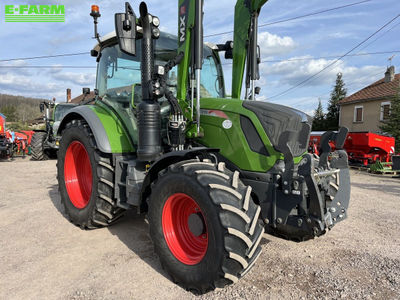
(243, 100, 312, 157)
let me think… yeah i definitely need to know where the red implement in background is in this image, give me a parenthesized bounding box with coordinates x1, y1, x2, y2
(309, 131, 396, 166)
(344, 132, 395, 165)
(0, 114, 30, 158)
(308, 132, 336, 155)
(21, 130, 35, 146)
(0, 113, 5, 135)
(6, 131, 29, 155)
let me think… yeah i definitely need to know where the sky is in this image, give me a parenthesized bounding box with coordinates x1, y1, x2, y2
(0, 0, 399, 115)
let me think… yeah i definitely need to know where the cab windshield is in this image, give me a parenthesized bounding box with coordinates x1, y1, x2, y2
(96, 33, 224, 105)
(54, 104, 75, 122)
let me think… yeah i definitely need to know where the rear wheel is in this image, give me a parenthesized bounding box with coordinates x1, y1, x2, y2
(148, 159, 264, 293)
(57, 120, 125, 229)
(31, 132, 48, 161)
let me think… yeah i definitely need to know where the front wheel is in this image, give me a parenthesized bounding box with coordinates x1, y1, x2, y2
(148, 159, 264, 294)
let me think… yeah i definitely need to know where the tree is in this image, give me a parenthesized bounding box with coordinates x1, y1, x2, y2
(0, 94, 44, 123)
(326, 73, 347, 130)
(380, 88, 400, 151)
(312, 98, 326, 131)
(0, 105, 18, 122)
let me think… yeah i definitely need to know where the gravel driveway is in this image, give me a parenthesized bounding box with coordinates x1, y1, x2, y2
(0, 158, 399, 299)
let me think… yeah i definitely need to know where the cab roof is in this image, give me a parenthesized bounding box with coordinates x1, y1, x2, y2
(92, 31, 215, 52)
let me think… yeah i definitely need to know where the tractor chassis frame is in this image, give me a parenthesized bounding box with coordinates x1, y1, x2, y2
(112, 147, 220, 212)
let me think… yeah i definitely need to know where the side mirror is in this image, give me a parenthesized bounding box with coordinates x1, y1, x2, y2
(82, 88, 91, 95)
(90, 50, 98, 57)
(115, 2, 137, 56)
(40, 103, 45, 113)
(255, 87, 261, 95)
(216, 41, 233, 59)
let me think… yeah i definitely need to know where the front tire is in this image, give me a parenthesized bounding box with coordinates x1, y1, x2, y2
(148, 159, 264, 293)
(57, 120, 125, 229)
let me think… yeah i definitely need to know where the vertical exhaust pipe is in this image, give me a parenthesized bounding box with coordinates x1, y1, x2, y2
(137, 2, 162, 162)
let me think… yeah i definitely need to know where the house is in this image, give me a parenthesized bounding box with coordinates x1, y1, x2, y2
(66, 88, 96, 104)
(69, 91, 96, 104)
(338, 66, 399, 133)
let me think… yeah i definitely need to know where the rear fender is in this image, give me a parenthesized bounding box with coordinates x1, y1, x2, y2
(57, 105, 134, 154)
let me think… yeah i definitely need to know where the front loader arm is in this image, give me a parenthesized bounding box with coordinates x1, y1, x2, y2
(231, 0, 267, 99)
(177, 0, 196, 121)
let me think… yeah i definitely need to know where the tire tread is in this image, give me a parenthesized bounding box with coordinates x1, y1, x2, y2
(148, 158, 264, 294)
(58, 120, 125, 230)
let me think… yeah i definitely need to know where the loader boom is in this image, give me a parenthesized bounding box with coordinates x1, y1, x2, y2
(177, 0, 196, 119)
(177, 0, 267, 120)
(232, 0, 267, 99)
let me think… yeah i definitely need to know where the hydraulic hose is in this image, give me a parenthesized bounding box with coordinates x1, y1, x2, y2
(159, 52, 184, 115)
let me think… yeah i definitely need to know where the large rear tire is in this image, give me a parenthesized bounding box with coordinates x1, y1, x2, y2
(148, 159, 264, 294)
(57, 120, 125, 229)
(31, 132, 49, 161)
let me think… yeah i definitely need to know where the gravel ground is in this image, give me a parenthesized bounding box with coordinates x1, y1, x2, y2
(0, 158, 399, 300)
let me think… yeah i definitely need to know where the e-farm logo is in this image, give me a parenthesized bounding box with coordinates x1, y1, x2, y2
(4, 5, 65, 22)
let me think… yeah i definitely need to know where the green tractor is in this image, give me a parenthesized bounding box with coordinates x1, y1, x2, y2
(56, 0, 351, 293)
(31, 101, 77, 160)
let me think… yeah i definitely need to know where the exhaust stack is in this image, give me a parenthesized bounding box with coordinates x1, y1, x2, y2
(137, 2, 162, 162)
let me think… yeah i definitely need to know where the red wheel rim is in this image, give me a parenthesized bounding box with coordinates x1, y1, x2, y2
(64, 141, 93, 209)
(162, 193, 208, 265)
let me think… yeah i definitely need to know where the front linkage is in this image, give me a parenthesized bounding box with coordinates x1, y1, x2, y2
(255, 127, 350, 241)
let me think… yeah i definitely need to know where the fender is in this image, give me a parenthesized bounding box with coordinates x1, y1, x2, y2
(57, 105, 134, 154)
(139, 147, 219, 210)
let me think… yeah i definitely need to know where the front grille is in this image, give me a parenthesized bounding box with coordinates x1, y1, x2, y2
(243, 101, 311, 157)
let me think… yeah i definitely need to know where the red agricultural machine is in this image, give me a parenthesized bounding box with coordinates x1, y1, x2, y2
(309, 131, 397, 171)
(0, 113, 30, 159)
(21, 130, 35, 148)
(0, 113, 12, 158)
(344, 132, 395, 166)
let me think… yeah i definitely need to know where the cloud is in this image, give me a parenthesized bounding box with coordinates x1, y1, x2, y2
(0, 71, 61, 95)
(0, 65, 77, 101)
(0, 60, 33, 77)
(258, 31, 296, 57)
(255, 55, 386, 114)
(261, 56, 383, 88)
(50, 69, 96, 86)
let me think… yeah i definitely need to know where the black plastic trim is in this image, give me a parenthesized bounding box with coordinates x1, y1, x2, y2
(243, 100, 312, 157)
(240, 115, 269, 157)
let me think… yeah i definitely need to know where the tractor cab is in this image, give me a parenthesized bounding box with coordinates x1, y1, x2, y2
(94, 33, 225, 103)
(31, 101, 77, 161)
(52, 103, 78, 135)
(92, 32, 225, 146)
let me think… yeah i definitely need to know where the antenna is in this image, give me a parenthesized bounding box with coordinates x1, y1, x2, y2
(388, 54, 396, 67)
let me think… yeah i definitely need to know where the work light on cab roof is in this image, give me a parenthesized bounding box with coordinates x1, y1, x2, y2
(90, 4, 101, 45)
(90, 5, 100, 18)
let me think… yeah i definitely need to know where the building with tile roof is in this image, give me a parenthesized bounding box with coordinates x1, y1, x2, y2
(339, 66, 399, 133)
(69, 91, 96, 104)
